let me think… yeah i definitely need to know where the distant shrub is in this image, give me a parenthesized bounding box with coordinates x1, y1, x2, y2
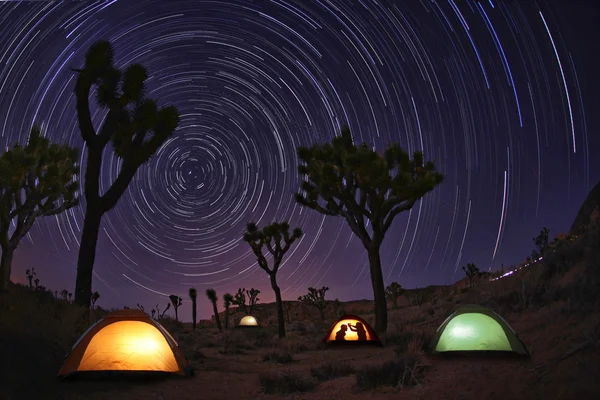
(250, 330, 274, 348)
(354, 354, 422, 391)
(384, 328, 432, 355)
(258, 372, 316, 394)
(278, 339, 309, 353)
(310, 361, 355, 382)
(262, 351, 293, 363)
(219, 332, 252, 354)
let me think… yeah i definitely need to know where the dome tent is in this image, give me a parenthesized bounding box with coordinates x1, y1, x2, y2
(429, 304, 529, 356)
(237, 315, 260, 328)
(58, 309, 193, 379)
(322, 314, 382, 346)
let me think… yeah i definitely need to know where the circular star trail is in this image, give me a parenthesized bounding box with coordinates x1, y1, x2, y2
(0, 0, 596, 316)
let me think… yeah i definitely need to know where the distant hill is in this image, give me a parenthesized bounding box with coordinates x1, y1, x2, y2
(571, 180, 600, 233)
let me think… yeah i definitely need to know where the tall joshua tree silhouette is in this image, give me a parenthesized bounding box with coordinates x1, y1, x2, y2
(295, 125, 443, 333)
(71, 40, 180, 307)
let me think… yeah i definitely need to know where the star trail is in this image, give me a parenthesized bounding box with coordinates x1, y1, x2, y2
(1, 0, 597, 320)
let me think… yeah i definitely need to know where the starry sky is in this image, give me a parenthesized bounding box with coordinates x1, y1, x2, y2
(1, 0, 598, 321)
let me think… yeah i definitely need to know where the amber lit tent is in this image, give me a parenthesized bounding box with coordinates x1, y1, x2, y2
(236, 315, 260, 328)
(58, 309, 192, 379)
(323, 314, 381, 345)
(429, 304, 529, 356)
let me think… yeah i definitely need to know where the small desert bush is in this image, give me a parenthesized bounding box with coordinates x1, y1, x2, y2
(384, 328, 432, 355)
(220, 331, 253, 354)
(248, 330, 275, 348)
(258, 372, 316, 394)
(310, 361, 355, 382)
(354, 354, 422, 391)
(278, 338, 309, 353)
(262, 350, 294, 363)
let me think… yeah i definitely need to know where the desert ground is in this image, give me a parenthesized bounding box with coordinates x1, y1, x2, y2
(2, 214, 600, 400)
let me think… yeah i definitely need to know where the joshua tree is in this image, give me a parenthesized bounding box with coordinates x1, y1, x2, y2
(462, 263, 481, 288)
(247, 288, 260, 314)
(153, 303, 170, 320)
(71, 40, 180, 307)
(90, 291, 100, 308)
(25, 269, 36, 289)
(0, 126, 79, 291)
(295, 125, 444, 333)
(385, 282, 404, 309)
(532, 227, 550, 260)
(169, 295, 182, 321)
(243, 221, 303, 338)
(231, 287, 261, 315)
(136, 303, 144, 311)
(67, 292, 72, 302)
(298, 286, 329, 320)
(232, 288, 249, 314)
(206, 288, 222, 332)
(189, 288, 198, 330)
(223, 293, 233, 329)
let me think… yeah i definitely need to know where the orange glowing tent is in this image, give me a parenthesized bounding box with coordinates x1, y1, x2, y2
(58, 309, 192, 379)
(323, 314, 382, 346)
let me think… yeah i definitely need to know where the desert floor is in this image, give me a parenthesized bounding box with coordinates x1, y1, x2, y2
(2, 254, 600, 400)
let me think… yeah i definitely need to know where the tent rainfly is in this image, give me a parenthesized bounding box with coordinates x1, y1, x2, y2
(429, 304, 529, 356)
(323, 314, 382, 345)
(58, 309, 192, 378)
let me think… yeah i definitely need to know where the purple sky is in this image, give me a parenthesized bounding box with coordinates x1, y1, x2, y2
(2, 0, 599, 321)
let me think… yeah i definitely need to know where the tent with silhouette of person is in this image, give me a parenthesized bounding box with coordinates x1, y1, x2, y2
(429, 304, 529, 356)
(323, 314, 382, 346)
(58, 309, 193, 379)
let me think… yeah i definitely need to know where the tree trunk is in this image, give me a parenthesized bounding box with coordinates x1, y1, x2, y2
(368, 246, 388, 333)
(271, 275, 286, 338)
(192, 300, 197, 330)
(213, 301, 222, 332)
(174, 308, 179, 321)
(0, 245, 14, 292)
(74, 208, 103, 307)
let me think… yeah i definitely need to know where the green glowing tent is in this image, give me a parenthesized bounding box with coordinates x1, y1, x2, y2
(429, 304, 529, 356)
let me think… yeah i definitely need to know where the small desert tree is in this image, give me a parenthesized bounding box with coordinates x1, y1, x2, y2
(232, 288, 248, 314)
(223, 293, 233, 329)
(0, 126, 79, 291)
(90, 291, 100, 308)
(206, 288, 222, 332)
(298, 286, 329, 320)
(531, 227, 550, 260)
(169, 295, 182, 321)
(71, 40, 180, 307)
(385, 282, 404, 309)
(295, 125, 444, 333)
(248, 288, 260, 314)
(243, 221, 303, 338)
(189, 287, 198, 330)
(462, 263, 480, 288)
(231, 287, 260, 315)
(25, 268, 36, 289)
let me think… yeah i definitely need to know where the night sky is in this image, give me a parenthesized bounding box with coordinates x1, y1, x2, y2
(1, 0, 598, 321)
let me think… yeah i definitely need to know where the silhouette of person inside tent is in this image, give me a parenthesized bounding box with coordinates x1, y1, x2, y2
(335, 324, 348, 340)
(348, 322, 367, 341)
